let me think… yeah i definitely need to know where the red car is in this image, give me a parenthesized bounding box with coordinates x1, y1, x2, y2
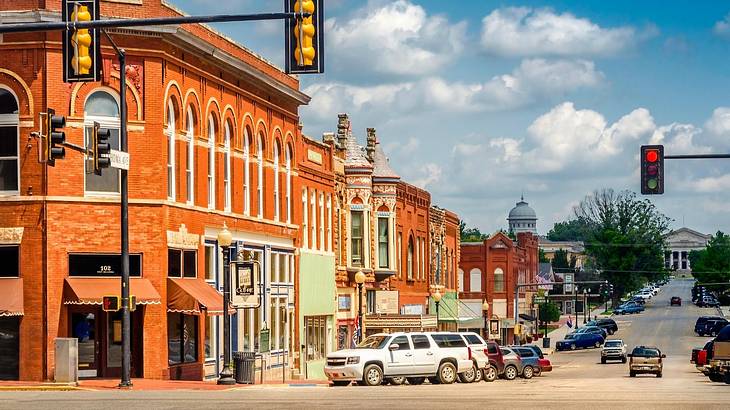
(537, 358, 552, 374)
(670, 296, 682, 306)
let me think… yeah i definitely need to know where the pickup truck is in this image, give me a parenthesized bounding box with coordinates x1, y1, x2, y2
(707, 324, 730, 384)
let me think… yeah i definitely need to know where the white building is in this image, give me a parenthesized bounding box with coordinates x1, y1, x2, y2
(508, 196, 538, 234)
(664, 227, 710, 274)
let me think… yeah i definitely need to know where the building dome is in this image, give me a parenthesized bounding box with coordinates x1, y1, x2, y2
(507, 196, 537, 234)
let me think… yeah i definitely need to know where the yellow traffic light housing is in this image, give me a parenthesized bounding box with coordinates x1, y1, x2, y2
(71, 5, 93, 75)
(294, 0, 316, 66)
(62, 0, 101, 82)
(285, 0, 324, 74)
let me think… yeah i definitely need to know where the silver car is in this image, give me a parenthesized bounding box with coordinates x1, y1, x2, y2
(499, 347, 527, 380)
(601, 339, 627, 363)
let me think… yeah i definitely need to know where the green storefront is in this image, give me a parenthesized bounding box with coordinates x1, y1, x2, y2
(428, 290, 459, 330)
(298, 251, 336, 380)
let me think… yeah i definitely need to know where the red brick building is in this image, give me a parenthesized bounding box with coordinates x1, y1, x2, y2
(459, 232, 539, 343)
(0, 1, 307, 381)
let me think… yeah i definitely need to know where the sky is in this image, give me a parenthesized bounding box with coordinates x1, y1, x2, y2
(172, 0, 730, 236)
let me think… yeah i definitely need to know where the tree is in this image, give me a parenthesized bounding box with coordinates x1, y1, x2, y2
(539, 249, 550, 263)
(690, 231, 730, 286)
(551, 249, 570, 271)
(460, 219, 489, 242)
(574, 189, 671, 304)
(547, 218, 592, 241)
(539, 302, 561, 337)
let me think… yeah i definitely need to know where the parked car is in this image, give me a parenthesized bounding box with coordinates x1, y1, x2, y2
(697, 296, 721, 308)
(613, 301, 645, 315)
(695, 316, 725, 336)
(498, 347, 524, 380)
(569, 325, 608, 340)
(456, 332, 490, 383)
(629, 296, 646, 305)
(508, 346, 541, 379)
(521, 344, 545, 359)
(324, 332, 472, 386)
(585, 318, 619, 335)
(670, 296, 682, 306)
(482, 340, 504, 382)
(601, 339, 627, 363)
(556, 333, 604, 351)
(628, 346, 665, 378)
(537, 357, 552, 374)
(698, 319, 730, 337)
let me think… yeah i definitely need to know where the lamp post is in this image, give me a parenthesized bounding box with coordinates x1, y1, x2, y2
(217, 223, 235, 385)
(482, 300, 490, 339)
(355, 270, 366, 343)
(583, 288, 589, 324)
(433, 290, 442, 330)
(574, 285, 579, 330)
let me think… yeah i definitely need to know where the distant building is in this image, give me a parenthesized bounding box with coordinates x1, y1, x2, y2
(507, 196, 538, 234)
(664, 228, 710, 274)
(539, 237, 587, 270)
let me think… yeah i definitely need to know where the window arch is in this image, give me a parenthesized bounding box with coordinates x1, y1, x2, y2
(223, 120, 232, 212)
(469, 268, 482, 292)
(185, 107, 195, 204)
(0, 87, 20, 194)
(494, 268, 505, 292)
(166, 99, 177, 200)
(257, 133, 264, 218)
(243, 127, 251, 215)
(407, 236, 414, 280)
(207, 114, 216, 209)
(85, 90, 120, 194)
(458, 268, 464, 292)
(273, 142, 280, 221)
(285, 145, 292, 223)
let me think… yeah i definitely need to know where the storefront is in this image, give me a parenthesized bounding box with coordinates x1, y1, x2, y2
(298, 250, 336, 379)
(0, 277, 23, 380)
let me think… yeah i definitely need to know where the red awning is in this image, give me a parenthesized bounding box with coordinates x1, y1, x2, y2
(0, 278, 23, 317)
(63, 277, 161, 305)
(167, 278, 230, 315)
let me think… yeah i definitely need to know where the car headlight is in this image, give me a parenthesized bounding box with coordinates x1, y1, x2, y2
(346, 356, 360, 364)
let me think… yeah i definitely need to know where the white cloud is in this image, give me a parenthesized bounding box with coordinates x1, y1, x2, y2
(412, 163, 443, 189)
(705, 107, 730, 135)
(693, 174, 730, 193)
(481, 7, 638, 57)
(713, 13, 730, 38)
(649, 123, 711, 154)
(327, 0, 467, 77)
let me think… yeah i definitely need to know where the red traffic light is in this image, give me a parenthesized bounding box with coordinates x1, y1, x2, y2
(645, 150, 658, 163)
(102, 295, 120, 312)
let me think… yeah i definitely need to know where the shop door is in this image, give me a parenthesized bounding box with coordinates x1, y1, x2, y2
(102, 309, 143, 378)
(71, 310, 99, 378)
(0, 317, 20, 380)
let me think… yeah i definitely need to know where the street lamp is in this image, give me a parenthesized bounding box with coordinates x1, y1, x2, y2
(482, 300, 490, 339)
(217, 223, 235, 385)
(583, 288, 589, 324)
(355, 270, 366, 343)
(433, 290, 442, 329)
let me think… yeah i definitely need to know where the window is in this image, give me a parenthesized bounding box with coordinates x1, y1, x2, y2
(390, 335, 410, 350)
(0, 87, 19, 193)
(223, 121, 231, 212)
(434, 246, 441, 285)
(338, 295, 351, 311)
(257, 134, 264, 218)
(431, 334, 466, 348)
(350, 211, 363, 266)
(302, 188, 308, 248)
(326, 195, 332, 251)
(207, 115, 216, 208)
(166, 100, 176, 200)
(311, 191, 317, 250)
(397, 233, 402, 279)
(470, 268, 482, 292)
(186, 107, 195, 204)
(366, 290, 376, 314)
(167, 313, 198, 365)
(204, 316, 215, 362)
(487, 343, 498, 354)
(319, 193, 325, 250)
(273, 143, 280, 221)
(85, 91, 120, 193)
(286, 147, 292, 223)
(204, 244, 215, 282)
(0, 246, 19, 277)
(411, 334, 431, 349)
(458, 269, 464, 292)
(378, 217, 389, 269)
(407, 236, 414, 280)
(168, 249, 197, 278)
(243, 128, 251, 215)
(305, 316, 327, 361)
(464, 334, 484, 345)
(494, 268, 505, 292)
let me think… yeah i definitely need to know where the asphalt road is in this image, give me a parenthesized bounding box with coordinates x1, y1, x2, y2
(1, 279, 727, 409)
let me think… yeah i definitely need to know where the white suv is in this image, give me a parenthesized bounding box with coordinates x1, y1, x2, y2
(324, 332, 472, 386)
(457, 332, 490, 383)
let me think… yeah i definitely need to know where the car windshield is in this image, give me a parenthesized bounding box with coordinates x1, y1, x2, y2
(605, 341, 623, 347)
(632, 347, 659, 357)
(565, 334, 576, 339)
(356, 335, 390, 349)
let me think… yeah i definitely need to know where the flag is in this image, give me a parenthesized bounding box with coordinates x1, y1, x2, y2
(351, 321, 360, 348)
(567, 318, 573, 328)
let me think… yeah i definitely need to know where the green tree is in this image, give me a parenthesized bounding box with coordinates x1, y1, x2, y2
(574, 189, 671, 304)
(539, 249, 550, 263)
(690, 231, 730, 286)
(460, 220, 489, 242)
(539, 302, 561, 337)
(551, 249, 570, 271)
(547, 218, 592, 241)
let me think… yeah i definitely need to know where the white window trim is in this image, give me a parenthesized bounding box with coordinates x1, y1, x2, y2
(273, 144, 280, 221)
(166, 101, 176, 201)
(186, 107, 194, 205)
(207, 115, 216, 209)
(243, 129, 250, 215)
(257, 136, 264, 218)
(223, 122, 231, 212)
(302, 188, 308, 249)
(310, 191, 317, 250)
(0, 110, 20, 196)
(319, 193, 324, 251)
(470, 268, 482, 292)
(285, 149, 291, 224)
(326, 194, 332, 252)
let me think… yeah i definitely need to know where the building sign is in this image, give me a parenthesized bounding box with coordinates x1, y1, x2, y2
(259, 328, 270, 353)
(231, 260, 260, 308)
(375, 290, 398, 314)
(307, 149, 323, 164)
(68, 253, 142, 277)
(401, 304, 423, 315)
(489, 319, 500, 335)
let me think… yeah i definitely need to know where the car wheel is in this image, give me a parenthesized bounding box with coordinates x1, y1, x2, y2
(438, 362, 458, 384)
(608, 329, 615, 335)
(473, 365, 484, 382)
(483, 365, 497, 382)
(656, 372, 662, 378)
(458, 365, 476, 383)
(504, 365, 518, 380)
(407, 377, 425, 385)
(388, 376, 406, 386)
(601, 357, 606, 364)
(724, 372, 730, 385)
(709, 373, 724, 383)
(534, 367, 542, 377)
(621, 357, 627, 364)
(361, 364, 383, 386)
(522, 366, 534, 379)
(331, 381, 350, 387)
(630, 371, 636, 377)
(427, 376, 440, 385)
(570, 344, 576, 350)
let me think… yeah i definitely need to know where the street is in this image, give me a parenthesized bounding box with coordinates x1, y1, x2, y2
(0, 280, 726, 409)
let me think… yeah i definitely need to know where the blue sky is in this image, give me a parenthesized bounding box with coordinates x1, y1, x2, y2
(173, 0, 730, 235)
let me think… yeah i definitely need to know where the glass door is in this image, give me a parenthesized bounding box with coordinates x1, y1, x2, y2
(71, 311, 98, 378)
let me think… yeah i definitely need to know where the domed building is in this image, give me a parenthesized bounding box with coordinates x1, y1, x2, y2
(508, 196, 538, 234)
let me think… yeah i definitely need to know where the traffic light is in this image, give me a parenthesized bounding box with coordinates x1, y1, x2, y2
(92, 121, 111, 175)
(640, 145, 664, 195)
(102, 295, 120, 312)
(45, 108, 66, 166)
(285, 0, 324, 74)
(62, 0, 101, 82)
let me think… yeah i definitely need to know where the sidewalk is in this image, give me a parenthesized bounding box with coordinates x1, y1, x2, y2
(0, 378, 331, 391)
(542, 305, 611, 355)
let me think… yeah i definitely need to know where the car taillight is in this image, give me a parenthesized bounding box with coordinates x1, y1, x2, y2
(468, 346, 472, 360)
(484, 349, 489, 356)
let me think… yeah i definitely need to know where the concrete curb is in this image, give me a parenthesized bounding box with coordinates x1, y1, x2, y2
(0, 385, 82, 391)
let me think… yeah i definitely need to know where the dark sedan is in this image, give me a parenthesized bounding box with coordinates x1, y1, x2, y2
(556, 333, 605, 351)
(670, 296, 682, 306)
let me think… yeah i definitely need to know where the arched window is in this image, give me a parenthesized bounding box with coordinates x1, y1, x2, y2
(458, 268, 464, 292)
(185, 107, 195, 204)
(243, 127, 251, 215)
(285, 146, 292, 223)
(494, 268, 505, 292)
(257, 134, 264, 218)
(273, 142, 280, 221)
(0, 87, 20, 194)
(302, 188, 308, 248)
(166, 100, 176, 200)
(470, 268, 482, 292)
(207, 115, 216, 208)
(326, 194, 332, 252)
(85, 90, 120, 193)
(223, 121, 231, 212)
(407, 236, 414, 280)
(310, 190, 317, 249)
(319, 193, 325, 250)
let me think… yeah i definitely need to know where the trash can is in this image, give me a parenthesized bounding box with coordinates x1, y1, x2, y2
(234, 351, 256, 384)
(542, 337, 551, 349)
